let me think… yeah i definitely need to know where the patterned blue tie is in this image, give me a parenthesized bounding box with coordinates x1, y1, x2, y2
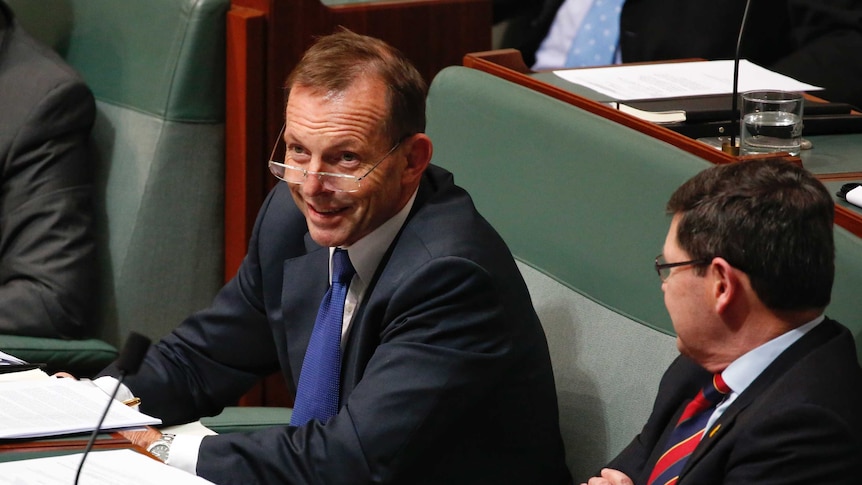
(290, 249, 355, 426)
(565, 0, 625, 67)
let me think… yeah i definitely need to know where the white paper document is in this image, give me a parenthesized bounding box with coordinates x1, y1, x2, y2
(0, 349, 27, 365)
(554, 60, 823, 101)
(0, 449, 215, 484)
(0, 378, 160, 439)
(847, 186, 862, 209)
(0, 367, 50, 383)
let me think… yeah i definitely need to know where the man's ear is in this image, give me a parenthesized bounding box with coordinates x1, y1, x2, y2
(710, 257, 740, 315)
(401, 133, 432, 186)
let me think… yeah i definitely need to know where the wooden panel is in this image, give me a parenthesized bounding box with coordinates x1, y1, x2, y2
(0, 433, 143, 455)
(225, 7, 267, 280)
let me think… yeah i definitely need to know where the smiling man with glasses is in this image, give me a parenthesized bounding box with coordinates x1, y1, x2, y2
(99, 29, 570, 484)
(583, 159, 862, 485)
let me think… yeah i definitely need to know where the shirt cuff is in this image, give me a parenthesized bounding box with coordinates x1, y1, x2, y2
(168, 433, 204, 475)
(91, 375, 135, 405)
(90, 376, 202, 475)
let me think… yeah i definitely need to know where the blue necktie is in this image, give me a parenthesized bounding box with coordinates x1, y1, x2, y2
(290, 249, 355, 426)
(565, 0, 625, 67)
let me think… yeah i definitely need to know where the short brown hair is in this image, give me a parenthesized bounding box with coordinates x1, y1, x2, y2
(284, 28, 427, 144)
(667, 159, 834, 311)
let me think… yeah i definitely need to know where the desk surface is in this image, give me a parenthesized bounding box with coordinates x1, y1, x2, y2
(534, 71, 862, 176)
(464, 50, 862, 237)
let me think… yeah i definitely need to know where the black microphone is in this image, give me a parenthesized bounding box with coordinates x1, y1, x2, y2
(724, 0, 754, 155)
(74, 332, 151, 485)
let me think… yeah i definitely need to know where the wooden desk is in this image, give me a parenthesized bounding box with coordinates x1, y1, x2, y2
(463, 49, 862, 238)
(0, 433, 149, 462)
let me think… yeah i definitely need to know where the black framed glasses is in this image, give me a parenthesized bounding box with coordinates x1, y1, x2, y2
(267, 124, 407, 193)
(654, 254, 710, 282)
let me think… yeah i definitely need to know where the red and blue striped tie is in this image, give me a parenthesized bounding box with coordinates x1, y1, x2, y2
(647, 373, 731, 485)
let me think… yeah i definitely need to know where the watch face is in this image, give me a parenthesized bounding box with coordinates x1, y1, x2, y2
(149, 443, 170, 462)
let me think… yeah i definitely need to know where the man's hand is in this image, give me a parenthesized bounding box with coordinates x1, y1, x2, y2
(53, 371, 160, 451)
(120, 426, 163, 451)
(580, 468, 634, 485)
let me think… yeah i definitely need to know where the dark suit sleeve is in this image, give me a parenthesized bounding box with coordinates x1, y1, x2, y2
(0, 78, 97, 338)
(101, 190, 286, 425)
(605, 356, 708, 483)
(769, 0, 862, 108)
(196, 253, 524, 483)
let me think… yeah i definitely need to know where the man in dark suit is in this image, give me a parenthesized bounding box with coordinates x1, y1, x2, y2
(500, 0, 862, 109)
(101, 30, 571, 484)
(581, 159, 862, 485)
(0, 0, 97, 338)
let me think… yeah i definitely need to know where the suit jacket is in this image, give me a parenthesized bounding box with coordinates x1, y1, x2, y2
(107, 165, 571, 484)
(605, 318, 862, 485)
(0, 1, 97, 338)
(513, 0, 862, 108)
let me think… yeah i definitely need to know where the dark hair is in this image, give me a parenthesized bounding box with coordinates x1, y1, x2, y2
(667, 159, 834, 311)
(284, 28, 427, 144)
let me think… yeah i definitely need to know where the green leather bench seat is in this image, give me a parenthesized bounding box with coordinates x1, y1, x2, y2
(0, 335, 117, 376)
(201, 406, 294, 435)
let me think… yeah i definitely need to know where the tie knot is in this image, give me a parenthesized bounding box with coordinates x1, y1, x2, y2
(332, 249, 356, 285)
(703, 373, 731, 405)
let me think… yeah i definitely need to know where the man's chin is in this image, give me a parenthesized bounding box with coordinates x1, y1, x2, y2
(307, 226, 352, 248)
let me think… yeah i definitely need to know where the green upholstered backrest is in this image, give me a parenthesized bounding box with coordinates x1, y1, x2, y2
(831, 227, 862, 355)
(427, 66, 710, 334)
(11, 0, 226, 122)
(427, 66, 862, 346)
(9, 0, 228, 346)
(426, 65, 701, 479)
(518, 262, 678, 479)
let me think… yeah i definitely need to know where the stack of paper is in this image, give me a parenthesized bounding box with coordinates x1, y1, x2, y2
(554, 60, 822, 101)
(0, 378, 161, 439)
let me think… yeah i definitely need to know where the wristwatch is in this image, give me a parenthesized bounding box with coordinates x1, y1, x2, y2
(146, 433, 175, 463)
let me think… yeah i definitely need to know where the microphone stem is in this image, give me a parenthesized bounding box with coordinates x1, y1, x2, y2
(730, 0, 753, 150)
(74, 372, 127, 485)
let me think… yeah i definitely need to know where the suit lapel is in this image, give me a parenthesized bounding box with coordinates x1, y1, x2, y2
(281, 237, 329, 386)
(338, 175, 437, 397)
(679, 319, 841, 480)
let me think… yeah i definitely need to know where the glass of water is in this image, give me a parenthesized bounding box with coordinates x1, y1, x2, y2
(741, 90, 804, 156)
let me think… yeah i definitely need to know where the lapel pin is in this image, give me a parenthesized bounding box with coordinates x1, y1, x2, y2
(709, 424, 721, 438)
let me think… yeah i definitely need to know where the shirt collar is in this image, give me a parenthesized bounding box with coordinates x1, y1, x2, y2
(721, 315, 824, 395)
(329, 189, 418, 284)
